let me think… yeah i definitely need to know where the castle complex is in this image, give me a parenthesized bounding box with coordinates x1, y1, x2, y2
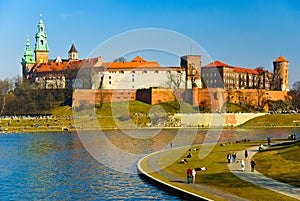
(21, 15, 290, 110)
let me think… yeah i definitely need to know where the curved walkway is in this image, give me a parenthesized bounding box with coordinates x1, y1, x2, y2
(138, 147, 250, 201)
(138, 142, 300, 201)
(228, 142, 300, 200)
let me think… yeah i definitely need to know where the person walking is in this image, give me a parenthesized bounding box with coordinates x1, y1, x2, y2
(241, 159, 245, 172)
(187, 167, 193, 183)
(227, 153, 231, 163)
(244, 150, 248, 160)
(251, 160, 256, 172)
(232, 152, 237, 163)
(192, 168, 196, 183)
(267, 137, 271, 146)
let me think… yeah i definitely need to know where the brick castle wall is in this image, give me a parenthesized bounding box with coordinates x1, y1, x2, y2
(73, 88, 291, 111)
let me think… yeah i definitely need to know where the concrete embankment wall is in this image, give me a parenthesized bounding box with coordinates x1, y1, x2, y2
(174, 113, 265, 127)
(137, 151, 212, 201)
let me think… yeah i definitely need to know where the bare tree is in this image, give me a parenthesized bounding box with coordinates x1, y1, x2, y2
(114, 57, 127, 62)
(167, 70, 183, 89)
(256, 67, 266, 110)
(290, 81, 300, 109)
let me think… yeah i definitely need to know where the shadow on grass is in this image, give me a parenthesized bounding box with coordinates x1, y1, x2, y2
(261, 141, 300, 153)
(198, 172, 252, 188)
(170, 180, 187, 184)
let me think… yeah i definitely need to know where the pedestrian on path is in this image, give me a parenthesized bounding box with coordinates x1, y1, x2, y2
(227, 153, 231, 163)
(241, 159, 245, 172)
(187, 167, 193, 183)
(192, 168, 196, 183)
(244, 150, 248, 160)
(250, 160, 256, 172)
(267, 137, 271, 146)
(232, 152, 237, 163)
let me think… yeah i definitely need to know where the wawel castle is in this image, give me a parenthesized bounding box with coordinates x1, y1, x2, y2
(21, 15, 290, 110)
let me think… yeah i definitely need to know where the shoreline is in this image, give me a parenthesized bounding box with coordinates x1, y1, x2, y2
(1, 125, 300, 133)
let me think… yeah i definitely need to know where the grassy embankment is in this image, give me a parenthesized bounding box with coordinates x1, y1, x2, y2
(140, 139, 299, 201)
(0, 100, 197, 131)
(240, 114, 300, 128)
(1, 100, 300, 131)
(253, 141, 300, 187)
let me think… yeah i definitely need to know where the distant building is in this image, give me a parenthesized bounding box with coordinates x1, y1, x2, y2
(21, 15, 201, 90)
(201, 60, 273, 90)
(21, 14, 290, 110)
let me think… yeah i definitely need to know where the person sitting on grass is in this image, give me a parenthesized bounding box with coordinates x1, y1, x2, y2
(180, 159, 188, 164)
(187, 152, 192, 158)
(194, 167, 207, 171)
(258, 144, 264, 151)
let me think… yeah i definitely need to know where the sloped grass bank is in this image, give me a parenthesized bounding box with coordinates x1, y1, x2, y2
(253, 141, 300, 187)
(154, 140, 297, 201)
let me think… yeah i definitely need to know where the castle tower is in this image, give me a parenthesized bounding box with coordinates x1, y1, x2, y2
(180, 55, 202, 89)
(68, 43, 78, 60)
(21, 37, 35, 78)
(272, 56, 289, 91)
(35, 14, 49, 63)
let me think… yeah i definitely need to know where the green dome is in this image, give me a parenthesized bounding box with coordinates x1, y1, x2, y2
(21, 37, 35, 64)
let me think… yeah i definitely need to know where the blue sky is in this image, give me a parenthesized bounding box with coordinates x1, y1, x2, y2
(0, 0, 299, 86)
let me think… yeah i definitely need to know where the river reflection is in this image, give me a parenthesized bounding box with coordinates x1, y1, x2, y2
(0, 128, 299, 200)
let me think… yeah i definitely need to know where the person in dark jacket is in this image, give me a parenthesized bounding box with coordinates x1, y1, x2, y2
(250, 160, 256, 172)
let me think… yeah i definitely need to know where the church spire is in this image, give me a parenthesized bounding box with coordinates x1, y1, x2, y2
(21, 37, 35, 78)
(68, 43, 78, 60)
(22, 36, 35, 64)
(35, 13, 49, 63)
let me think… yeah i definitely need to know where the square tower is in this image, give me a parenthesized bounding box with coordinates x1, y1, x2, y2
(180, 55, 202, 89)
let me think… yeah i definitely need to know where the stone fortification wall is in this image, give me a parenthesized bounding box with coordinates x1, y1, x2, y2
(73, 89, 136, 107)
(73, 88, 291, 113)
(174, 113, 265, 127)
(193, 88, 291, 111)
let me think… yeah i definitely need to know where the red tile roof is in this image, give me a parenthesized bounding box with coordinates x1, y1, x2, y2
(202, 60, 231, 68)
(33, 56, 161, 73)
(233, 66, 258, 74)
(203, 60, 269, 75)
(273, 56, 288, 63)
(106, 56, 160, 69)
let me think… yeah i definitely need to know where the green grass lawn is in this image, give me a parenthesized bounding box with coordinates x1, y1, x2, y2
(152, 140, 298, 201)
(241, 114, 300, 127)
(253, 141, 300, 187)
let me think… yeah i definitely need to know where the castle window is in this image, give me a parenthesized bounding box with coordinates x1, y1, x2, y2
(155, 70, 159, 73)
(132, 78, 134, 82)
(109, 76, 111, 79)
(143, 70, 147, 73)
(214, 73, 216, 77)
(132, 71, 135, 74)
(40, 40, 44, 46)
(109, 81, 111, 85)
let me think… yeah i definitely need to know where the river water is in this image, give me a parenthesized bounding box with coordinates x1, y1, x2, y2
(0, 128, 299, 200)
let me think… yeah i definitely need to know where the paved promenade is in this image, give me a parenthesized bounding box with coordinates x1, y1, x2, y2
(138, 141, 300, 201)
(228, 142, 300, 200)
